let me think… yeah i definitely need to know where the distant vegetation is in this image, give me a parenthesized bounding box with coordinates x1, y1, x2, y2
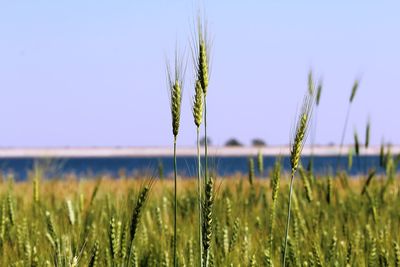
(199, 136, 212, 147)
(224, 138, 243, 147)
(252, 138, 267, 147)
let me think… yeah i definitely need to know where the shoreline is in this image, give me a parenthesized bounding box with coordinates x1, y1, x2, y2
(0, 145, 398, 158)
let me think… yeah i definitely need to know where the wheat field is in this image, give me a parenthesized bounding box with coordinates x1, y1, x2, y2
(0, 166, 399, 266)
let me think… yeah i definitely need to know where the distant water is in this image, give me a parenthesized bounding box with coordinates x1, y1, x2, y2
(0, 155, 397, 181)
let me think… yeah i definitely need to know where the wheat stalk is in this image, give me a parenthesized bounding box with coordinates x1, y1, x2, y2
(167, 50, 184, 267)
(310, 76, 322, 170)
(191, 15, 211, 267)
(283, 91, 314, 267)
(257, 150, 264, 176)
(336, 79, 360, 172)
(192, 15, 211, 186)
(193, 77, 204, 266)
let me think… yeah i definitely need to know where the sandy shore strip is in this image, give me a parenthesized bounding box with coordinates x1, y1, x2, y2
(0, 145, 398, 158)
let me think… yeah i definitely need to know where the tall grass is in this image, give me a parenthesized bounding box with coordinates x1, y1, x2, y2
(336, 80, 359, 171)
(309, 71, 322, 176)
(283, 90, 315, 266)
(1, 173, 400, 265)
(193, 76, 204, 267)
(192, 15, 213, 267)
(193, 16, 210, 182)
(167, 50, 184, 267)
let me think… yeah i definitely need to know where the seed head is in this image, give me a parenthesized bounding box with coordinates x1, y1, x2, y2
(290, 93, 314, 177)
(271, 158, 281, 202)
(198, 38, 209, 94)
(167, 53, 184, 137)
(349, 80, 359, 103)
(192, 79, 203, 127)
(365, 119, 370, 149)
(308, 70, 314, 95)
(171, 80, 182, 137)
(192, 17, 210, 95)
(316, 81, 323, 106)
(354, 130, 360, 156)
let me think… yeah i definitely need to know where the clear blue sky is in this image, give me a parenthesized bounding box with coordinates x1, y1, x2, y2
(0, 1, 399, 147)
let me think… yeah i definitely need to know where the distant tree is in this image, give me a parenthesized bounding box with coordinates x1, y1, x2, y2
(225, 138, 243, 147)
(200, 136, 212, 147)
(252, 138, 267, 147)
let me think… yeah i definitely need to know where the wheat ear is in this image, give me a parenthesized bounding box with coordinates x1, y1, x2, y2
(202, 177, 214, 267)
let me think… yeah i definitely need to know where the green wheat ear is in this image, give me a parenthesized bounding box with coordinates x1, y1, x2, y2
(171, 80, 182, 137)
(354, 130, 360, 156)
(202, 177, 214, 266)
(197, 23, 209, 94)
(349, 79, 359, 103)
(167, 52, 184, 137)
(365, 118, 370, 148)
(316, 81, 323, 106)
(290, 93, 314, 177)
(88, 240, 100, 267)
(199, 38, 209, 94)
(193, 16, 210, 95)
(308, 70, 314, 95)
(129, 182, 152, 243)
(193, 79, 204, 127)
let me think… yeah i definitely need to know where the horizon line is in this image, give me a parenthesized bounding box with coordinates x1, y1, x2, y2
(0, 145, 397, 158)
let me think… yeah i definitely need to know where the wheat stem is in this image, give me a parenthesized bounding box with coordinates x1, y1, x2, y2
(335, 104, 351, 172)
(283, 91, 314, 266)
(173, 136, 178, 267)
(336, 80, 359, 173)
(283, 173, 295, 267)
(196, 127, 203, 267)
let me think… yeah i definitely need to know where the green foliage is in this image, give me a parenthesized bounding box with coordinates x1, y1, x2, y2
(0, 172, 399, 266)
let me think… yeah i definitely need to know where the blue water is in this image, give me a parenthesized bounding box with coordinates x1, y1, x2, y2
(0, 155, 396, 181)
